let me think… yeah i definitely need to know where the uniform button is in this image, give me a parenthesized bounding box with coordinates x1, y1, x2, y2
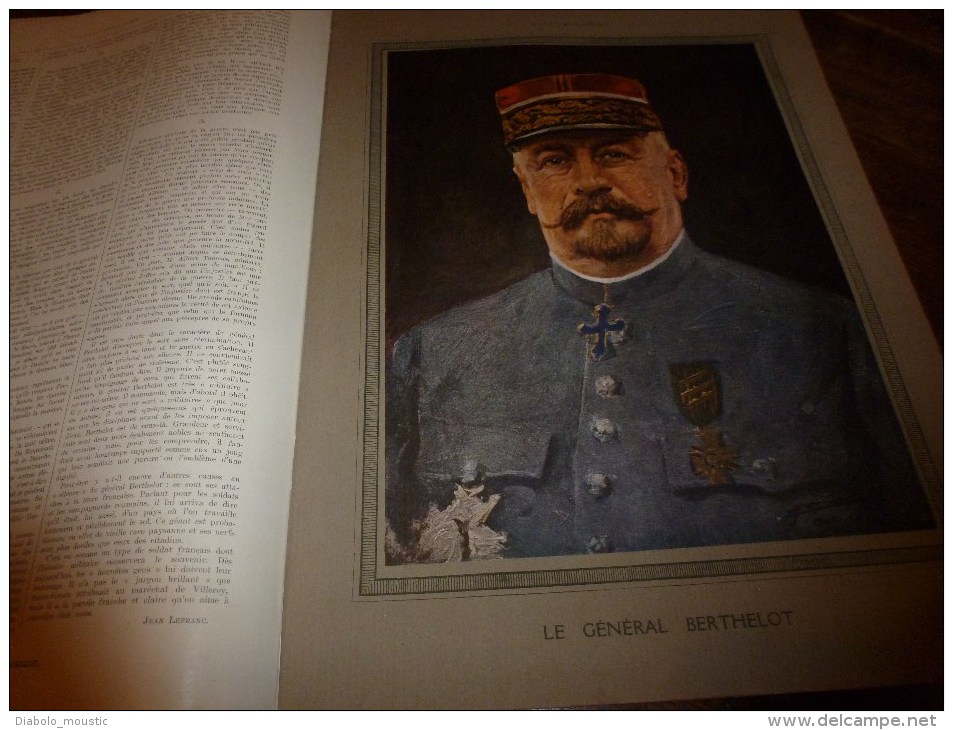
(586, 535, 613, 553)
(590, 416, 619, 442)
(594, 374, 622, 397)
(750, 458, 777, 481)
(585, 472, 612, 499)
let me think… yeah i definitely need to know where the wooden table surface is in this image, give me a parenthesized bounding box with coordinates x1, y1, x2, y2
(802, 10, 942, 347)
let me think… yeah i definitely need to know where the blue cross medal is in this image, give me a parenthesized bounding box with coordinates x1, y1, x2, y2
(578, 303, 625, 361)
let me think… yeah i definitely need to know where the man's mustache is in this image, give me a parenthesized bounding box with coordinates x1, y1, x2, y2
(543, 194, 657, 231)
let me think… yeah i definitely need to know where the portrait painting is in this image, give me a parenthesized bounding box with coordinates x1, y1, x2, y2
(378, 41, 935, 569)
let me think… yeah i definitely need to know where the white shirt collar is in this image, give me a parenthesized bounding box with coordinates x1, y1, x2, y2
(550, 229, 687, 284)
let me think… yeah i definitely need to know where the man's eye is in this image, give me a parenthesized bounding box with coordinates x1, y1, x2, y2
(539, 155, 566, 167)
(599, 150, 628, 162)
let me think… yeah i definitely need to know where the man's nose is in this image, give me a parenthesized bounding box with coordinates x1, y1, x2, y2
(572, 153, 611, 196)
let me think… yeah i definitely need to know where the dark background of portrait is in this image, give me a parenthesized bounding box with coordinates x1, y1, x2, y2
(384, 42, 852, 349)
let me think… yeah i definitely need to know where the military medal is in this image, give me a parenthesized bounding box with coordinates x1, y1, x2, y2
(669, 362, 739, 485)
(413, 482, 506, 562)
(688, 429, 739, 486)
(578, 303, 625, 361)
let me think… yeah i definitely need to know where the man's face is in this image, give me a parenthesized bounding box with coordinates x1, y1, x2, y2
(512, 131, 688, 278)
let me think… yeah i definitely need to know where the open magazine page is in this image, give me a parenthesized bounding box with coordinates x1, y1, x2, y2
(280, 10, 940, 708)
(10, 10, 330, 709)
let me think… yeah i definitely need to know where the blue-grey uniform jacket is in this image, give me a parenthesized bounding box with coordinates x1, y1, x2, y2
(386, 235, 932, 560)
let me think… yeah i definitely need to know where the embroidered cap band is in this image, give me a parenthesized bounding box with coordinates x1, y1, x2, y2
(496, 73, 663, 147)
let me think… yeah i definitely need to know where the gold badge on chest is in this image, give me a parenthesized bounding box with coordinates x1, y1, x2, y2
(669, 362, 739, 486)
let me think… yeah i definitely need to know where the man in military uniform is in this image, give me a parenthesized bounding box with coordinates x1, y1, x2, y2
(385, 73, 931, 562)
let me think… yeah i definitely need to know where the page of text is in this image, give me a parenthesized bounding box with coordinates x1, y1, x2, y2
(10, 9, 331, 709)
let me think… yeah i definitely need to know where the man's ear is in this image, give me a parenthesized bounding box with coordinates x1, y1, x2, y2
(512, 164, 537, 215)
(668, 150, 689, 202)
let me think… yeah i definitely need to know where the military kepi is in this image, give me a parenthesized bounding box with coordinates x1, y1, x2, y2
(495, 73, 663, 148)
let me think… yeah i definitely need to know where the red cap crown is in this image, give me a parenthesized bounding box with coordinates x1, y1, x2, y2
(495, 73, 661, 147)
